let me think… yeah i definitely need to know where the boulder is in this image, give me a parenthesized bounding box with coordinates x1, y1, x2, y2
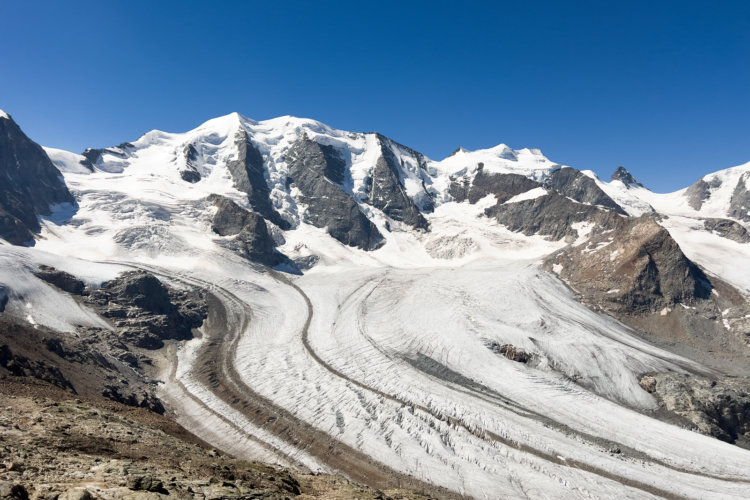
(0, 482, 29, 500)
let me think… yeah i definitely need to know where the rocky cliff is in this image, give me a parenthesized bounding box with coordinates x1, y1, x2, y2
(0, 112, 74, 245)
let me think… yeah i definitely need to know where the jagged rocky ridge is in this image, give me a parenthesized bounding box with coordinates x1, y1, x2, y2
(0, 112, 74, 244)
(285, 137, 384, 250)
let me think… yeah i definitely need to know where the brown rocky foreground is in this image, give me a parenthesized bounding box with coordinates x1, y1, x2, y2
(0, 377, 434, 500)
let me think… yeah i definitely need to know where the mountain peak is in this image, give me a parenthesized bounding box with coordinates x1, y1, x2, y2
(194, 111, 249, 134)
(611, 166, 643, 188)
(0, 109, 11, 120)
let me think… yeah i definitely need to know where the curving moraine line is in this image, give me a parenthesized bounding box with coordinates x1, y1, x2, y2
(138, 264, 460, 498)
(276, 269, 750, 500)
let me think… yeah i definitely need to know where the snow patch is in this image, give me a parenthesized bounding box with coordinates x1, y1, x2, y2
(505, 187, 548, 204)
(571, 221, 594, 245)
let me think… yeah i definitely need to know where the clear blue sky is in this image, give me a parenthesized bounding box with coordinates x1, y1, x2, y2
(1, 0, 748, 192)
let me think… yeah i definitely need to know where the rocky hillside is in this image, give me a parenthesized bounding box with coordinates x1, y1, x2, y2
(0, 268, 207, 412)
(0, 377, 434, 500)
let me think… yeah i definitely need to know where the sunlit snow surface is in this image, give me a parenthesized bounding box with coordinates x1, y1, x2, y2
(2, 114, 750, 498)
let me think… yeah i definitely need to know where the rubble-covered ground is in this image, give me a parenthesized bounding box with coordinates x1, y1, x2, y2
(0, 377, 434, 500)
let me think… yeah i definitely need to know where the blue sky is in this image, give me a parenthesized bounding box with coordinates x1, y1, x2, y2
(1, 0, 748, 192)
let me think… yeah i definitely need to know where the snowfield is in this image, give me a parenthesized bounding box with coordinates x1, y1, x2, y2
(2, 112, 750, 498)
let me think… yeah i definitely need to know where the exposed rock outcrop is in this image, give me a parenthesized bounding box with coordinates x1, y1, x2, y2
(728, 172, 750, 222)
(208, 194, 283, 266)
(286, 137, 384, 250)
(34, 265, 85, 295)
(0, 384, 434, 499)
(546, 215, 711, 314)
(704, 218, 750, 243)
(544, 216, 750, 377)
(0, 482, 28, 500)
(0, 286, 8, 313)
(611, 166, 643, 188)
(685, 177, 722, 211)
(0, 112, 75, 245)
(543, 167, 626, 214)
(0, 344, 74, 392)
(450, 167, 540, 204)
(179, 143, 201, 183)
(486, 191, 621, 241)
(86, 271, 208, 349)
(640, 372, 750, 445)
(367, 135, 430, 229)
(101, 385, 165, 414)
(226, 129, 289, 229)
(489, 343, 531, 363)
(81, 143, 134, 167)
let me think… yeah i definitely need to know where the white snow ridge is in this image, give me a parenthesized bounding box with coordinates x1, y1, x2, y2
(2, 111, 750, 500)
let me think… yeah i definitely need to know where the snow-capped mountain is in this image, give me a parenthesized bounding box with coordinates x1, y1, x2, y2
(2, 109, 750, 499)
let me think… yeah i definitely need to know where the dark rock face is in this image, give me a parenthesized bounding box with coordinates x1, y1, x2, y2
(43, 336, 114, 370)
(0, 344, 74, 392)
(543, 167, 626, 215)
(179, 144, 201, 183)
(486, 191, 620, 241)
(319, 143, 346, 185)
(286, 137, 384, 250)
(640, 373, 750, 445)
(0, 285, 8, 313)
(611, 166, 643, 188)
(209, 194, 282, 266)
(34, 265, 85, 295)
(102, 385, 165, 414)
(86, 271, 207, 349)
(226, 130, 288, 229)
(81, 142, 134, 166)
(547, 216, 712, 314)
(704, 218, 750, 243)
(451, 167, 540, 204)
(685, 177, 722, 211)
(728, 173, 750, 222)
(367, 136, 429, 230)
(0, 113, 75, 245)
